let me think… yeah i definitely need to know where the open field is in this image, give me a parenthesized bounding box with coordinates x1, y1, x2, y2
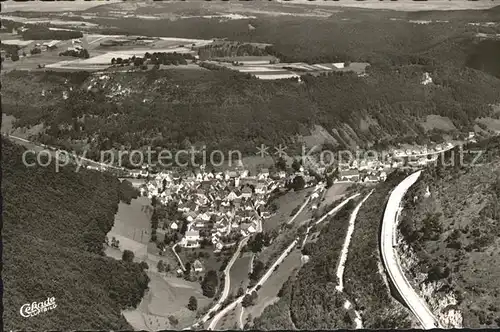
(476, 117, 500, 133)
(215, 250, 302, 330)
(421, 115, 457, 132)
(216, 304, 242, 330)
(101, 191, 210, 331)
(109, 196, 152, 244)
(105, 196, 153, 259)
(244, 250, 303, 325)
(317, 183, 351, 215)
(228, 253, 252, 297)
(2, 31, 211, 72)
(263, 188, 312, 232)
(205, 60, 369, 80)
(122, 272, 211, 331)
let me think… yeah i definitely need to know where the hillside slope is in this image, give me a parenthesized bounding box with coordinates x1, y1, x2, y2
(2, 139, 149, 330)
(2, 64, 500, 163)
(398, 137, 500, 328)
(254, 173, 415, 329)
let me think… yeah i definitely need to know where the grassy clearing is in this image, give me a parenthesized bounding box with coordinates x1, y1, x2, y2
(228, 253, 252, 296)
(108, 196, 152, 244)
(317, 183, 351, 215)
(218, 250, 302, 330)
(263, 188, 312, 232)
(476, 117, 500, 133)
(216, 305, 241, 330)
(247, 250, 302, 322)
(123, 273, 211, 331)
(421, 115, 457, 132)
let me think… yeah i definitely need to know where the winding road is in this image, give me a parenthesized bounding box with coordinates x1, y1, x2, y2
(335, 190, 374, 292)
(171, 242, 186, 271)
(207, 239, 298, 330)
(6, 134, 126, 171)
(315, 193, 360, 225)
(194, 236, 250, 326)
(380, 170, 442, 329)
(287, 196, 311, 225)
(207, 193, 361, 330)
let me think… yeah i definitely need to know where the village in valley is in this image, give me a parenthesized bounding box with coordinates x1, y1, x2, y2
(124, 138, 460, 273)
(136, 162, 320, 259)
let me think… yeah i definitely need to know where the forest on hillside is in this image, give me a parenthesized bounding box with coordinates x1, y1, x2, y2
(398, 136, 500, 328)
(254, 172, 413, 329)
(3, 60, 500, 166)
(87, 5, 500, 73)
(342, 173, 413, 328)
(2, 139, 149, 330)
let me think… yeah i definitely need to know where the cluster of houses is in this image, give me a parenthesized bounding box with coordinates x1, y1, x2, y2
(392, 142, 454, 158)
(140, 166, 292, 250)
(336, 142, 457, 183)
(337, 159, 389, 183)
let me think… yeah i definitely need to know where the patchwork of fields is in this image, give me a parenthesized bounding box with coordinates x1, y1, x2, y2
(205, 60, 369, 80)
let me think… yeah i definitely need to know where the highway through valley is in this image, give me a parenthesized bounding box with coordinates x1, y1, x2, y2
(380, 170, 442, 329)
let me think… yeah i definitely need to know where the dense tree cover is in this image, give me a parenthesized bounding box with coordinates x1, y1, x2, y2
(118, 179, 139, 204)
(90, 6, 499, 74)
(284, 201, 357, 328)
(465, 40, 500, 79)
(197, 42, 270, 60)
(249, 259, 265, 284)
(188, 296, 198, 311)
(21, 25, 83, 40)
(341, 175, 413, 328)
(1, 18, 25, 32)
(148, 51, 193, 65)
(0, 43, 20, 57)
(254, 200, 370, 329)
(2, 139, 150, 330)
(242, 291, 258, 308)
(399, 136, 500, 327)
(252, 276, 297, 330)
(4, 62, 499, 162)
(59, 48, 90, 58)
(247, 232, 272, 253)
(201, 270, 219, 298)
(112, 52, 193, 67)
(287, 175, 305, 191)
(122, 250, 135, 263)
(30, 47, 42, 55)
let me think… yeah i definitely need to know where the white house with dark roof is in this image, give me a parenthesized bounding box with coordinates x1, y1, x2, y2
(339, 169, 360, 182)
(193, 259, 204, 273)
(181, 230, 201, 248)
(241, 186, 253, 199)
(258, 168, 270, 180)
